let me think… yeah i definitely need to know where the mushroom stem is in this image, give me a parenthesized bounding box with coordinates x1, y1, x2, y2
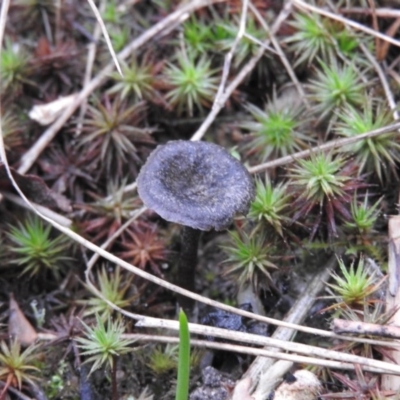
(177, 226, 201, 312)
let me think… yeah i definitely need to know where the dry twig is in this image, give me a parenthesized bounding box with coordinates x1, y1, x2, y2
(248, 121, 400, 174)
(340, 7, 400, 18)
(292, 0, 400, 48)
(237, 255, 337, 399)
(17, 0, 224, 174)
(382, 215, 400, 391)
(359, 45, 399, 121)
(75, 1, 104, 136)
(86, 0, 123, 77)
(332, 319, 400, 339)
(135, 317, 400, 376)
(35, 332, 395, 375)
(190, 0, 294, 141)
(249, 1, 309, 109)
(212, 0, 249, 108)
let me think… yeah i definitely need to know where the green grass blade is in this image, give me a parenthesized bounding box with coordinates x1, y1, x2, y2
(176, 309, 190, 400)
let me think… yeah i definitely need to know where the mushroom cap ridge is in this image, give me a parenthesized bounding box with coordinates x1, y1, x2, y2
(137, 140, 255, 231)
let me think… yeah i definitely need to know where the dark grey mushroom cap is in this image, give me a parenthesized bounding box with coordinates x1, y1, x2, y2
(137, 140, 255, 231)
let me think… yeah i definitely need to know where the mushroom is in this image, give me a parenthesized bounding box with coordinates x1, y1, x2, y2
(137, 140, 255, 312)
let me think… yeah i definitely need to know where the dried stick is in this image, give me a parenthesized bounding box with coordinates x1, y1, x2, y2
(382, 215, 400, 391)
(248, 1, 310, 109)
(332, 319, 400, 339)
(190, 0, 294, 141)
(2, 119, 400, 348)
(377, 17, 400, 62)
(388, 68, 400, 90)
(0, 0, 10, 62)
(212, 0, 249, 107)
(54, 0, 62, 44)
(1, 192, 72, 227)
(248, 121, 400, 174)
(86, 0, 123, 77)
(86, 206, 147, 270)
(340, 7, 400, 18)
(75, 1, 103, 136)
(367, 0, 380, 59)
(238, 254, 337, 399)
(292, 0, 400, 49)
(4, 144, 400, 350)
(118, 181, 137, 197)
(360, 42, 399, 121)
(0, 0, 397, 347)
(0, 381, 33, 400)
(35, 332, 395, 375)
(242, 33, 276, 54)
(135, 317, 400, 376)
(114, 119, 400, 198)
(17, 0, 224, 174)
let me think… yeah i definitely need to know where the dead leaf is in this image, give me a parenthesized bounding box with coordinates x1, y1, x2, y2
(272, 370, 321, 400)
(28, 94, 78, 126)
(0, 163, 71, 212)
(233, 378, 254, 400)
(8, 294, 38, 346)
(377, 17, 400, 61)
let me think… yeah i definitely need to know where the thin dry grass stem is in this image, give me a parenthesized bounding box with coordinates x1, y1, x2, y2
(121, 181, 137, 196)
(248, 1, 310, 109)
(190, 0, 294, 141)
(104, 181, 137, 201)
(75, 2, 104, 136)
(0, 382, 32, 400)
(83, 208, 147, 321)
(323, 1, 370, 84)
(382, 214, 400, 391)
(292, 0, 400, 49)
(1, 0, 399, 351)
(388, 50, 400, 70)
(0, 0, 9, 56)
(2, 136, 399, 347)
(54, 0, 62, 43)
(84, 249, 400, 353)
(34, 332, 396, 375)
(2, 133, 400, 380)
(1, 192, 72, 227)
(249, 360, 292, 400)
(157, 12, 191, 40)
(0, 124, 398, 350)
(367, 0, 380, 55)
(243, 254, 336, 398)
(185, 344, 387, 375)
(135, 317, 400, 376)
(98, 334, 400, 375)
(86, 0, 123, 77)
(42, 6, 53, 44)
(360, 42, 400, 121)
(117, 0, 141, 13)
(17, 0, 224, 175)
(119, 120, 400, 197)
(86, 207, 147, 270)
(134, 337, 360, 373)
(248, 121, 400, 174)
(212, 0, 249, 107)
(340, 7, 400, 18)
(333, 319, 400, 338)
(379, 18, 400, 61)
(3, 0, 400, 395)
(242, 33, 276, 54)
(2, 153, 398, 350)
(388, 68, 400, 90)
